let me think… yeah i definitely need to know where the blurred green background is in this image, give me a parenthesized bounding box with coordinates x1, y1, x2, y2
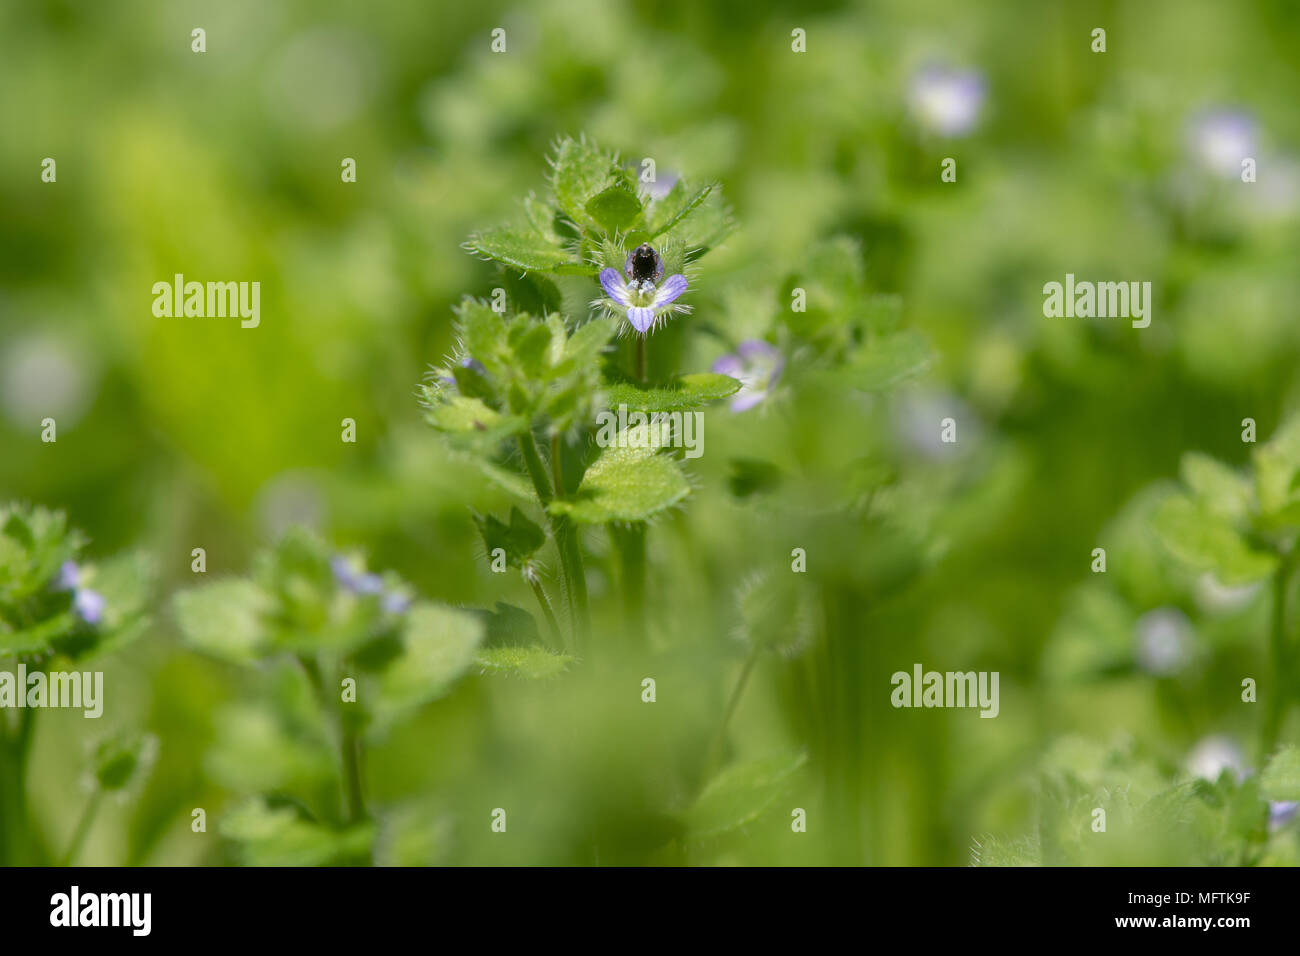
(3, 0, 1299, 865)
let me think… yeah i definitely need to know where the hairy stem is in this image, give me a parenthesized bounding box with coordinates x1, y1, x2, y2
(526, 569, 565, 651)
(635, 335, 646, 383)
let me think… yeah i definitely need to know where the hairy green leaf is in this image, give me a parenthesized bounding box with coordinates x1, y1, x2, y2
(602, 373, 740, 412)
(477, 645, 575, 679)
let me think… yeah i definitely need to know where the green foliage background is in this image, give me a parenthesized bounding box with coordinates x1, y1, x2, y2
(2, 0, 1300, 865)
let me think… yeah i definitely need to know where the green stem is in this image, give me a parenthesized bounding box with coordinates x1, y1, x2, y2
(635, 336, 646, 383)
(550, 433, 565, 498)
(299, 655, 367, 826)
(341, 721, 365, 825)
(525, 567, 565, 651)
(611, 523, 646, 647)
(1262, 551, 1296, 756)
(703, 645, 762, 778)
(60, 788, 103, 866)
(519, 432, 590, 650)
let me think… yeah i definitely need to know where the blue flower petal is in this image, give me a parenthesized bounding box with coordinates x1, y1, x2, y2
(626, 307, 655, 333)
(599, 267, 632, 306)
(653, 273, 688, 307)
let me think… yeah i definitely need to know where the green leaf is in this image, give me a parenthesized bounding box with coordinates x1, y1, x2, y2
(173, 579, 273, 665)
(370, 603, 484, 731)
(424, 395, 527, 448)
(550, 136, 624, 224)
(683, 751, 808, 840)
(477, 645, 575, 679)
(472, 508, 546, 567)
(473, 601, 540, 647)
(602, 373, 741, 412)
(970, 834, 1041, 867)
(549, 433, 690, 524)
(0, 612, 77, 658)
(220, 798, 373, 867)
(1151, 493, 1277, 585)
(585, 184, 643, 235)
(839, 330, 931, 391)
(464, 226, 584, 274)
(644, 181, 714, 240)
(206, 701, 334, 793)
(1254, 414, 1300, 524)
(1181, 452, 1252, 524)
(1261, 747, 1300, 801)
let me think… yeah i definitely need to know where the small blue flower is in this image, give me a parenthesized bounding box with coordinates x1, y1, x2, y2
(597, 244, 690, 335)
(57, 560, 105, 625)
(711, 340, 784, 412)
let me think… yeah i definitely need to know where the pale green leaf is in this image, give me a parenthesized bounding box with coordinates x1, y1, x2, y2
(464, 226, 583, 274)
(1254, 414, 1300, 524)
(549, 438, 690, 524)
(1181, 452, 1252, 523)
(683, 751, 808, 839)
(220, 798, 373, 866)
(644, 182, 714, 239)
(1261, 747, 1300, 802)
(476, 645, 575, 679)
(370, 603, 484, 730)
(173, 579, 272, 665)
(970, 834, 1041, 867)
(1151, 493, 1277, 585)
(840, 330, 931, 391)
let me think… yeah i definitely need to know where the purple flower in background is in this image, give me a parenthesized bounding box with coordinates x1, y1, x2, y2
(597, 243, 690, 335)
(381, 590, 412, 615)
(74, 588, 106, 625)
(712, 340, 784, 412)
(908, 65, 985, 137)
(1270, 800, 1299, 830)
(58, 559, 80, 591)
(1269, 801, 1299, 831)
(332, 553, 409, 614)
(57, 560, 105, 625)
(1188, 108, 1256, 178)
